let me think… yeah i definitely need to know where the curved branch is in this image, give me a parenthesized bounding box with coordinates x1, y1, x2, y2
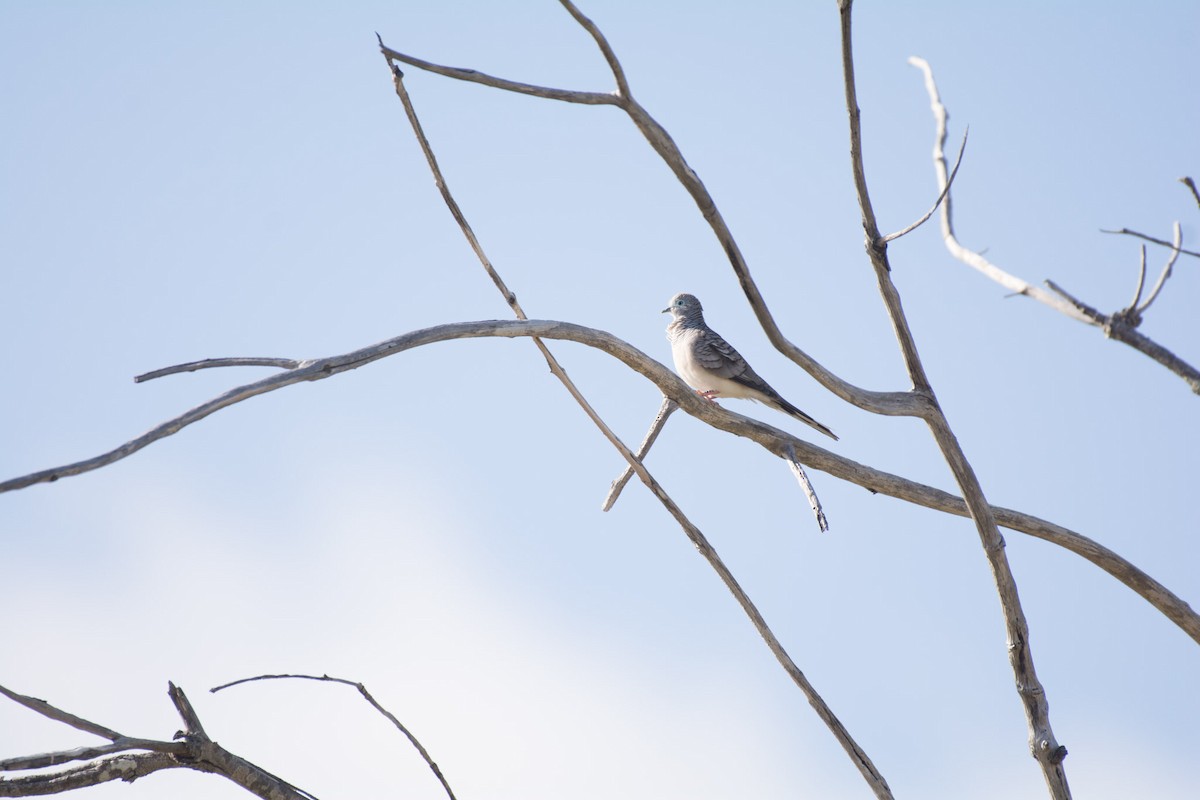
(879, 128, 968, 245)
(2, 319, 1195, 649)
(1138, 222, 1183, 314)
(212, 674, 457, 800)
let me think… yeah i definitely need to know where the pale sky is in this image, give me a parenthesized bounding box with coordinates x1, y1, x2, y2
(2, 2, 1198, 799)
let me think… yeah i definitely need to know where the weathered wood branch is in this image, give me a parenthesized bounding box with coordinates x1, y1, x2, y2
(843, 3, 1070, 796)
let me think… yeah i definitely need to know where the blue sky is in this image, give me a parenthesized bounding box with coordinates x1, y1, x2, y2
(2, 2, 1198, 798)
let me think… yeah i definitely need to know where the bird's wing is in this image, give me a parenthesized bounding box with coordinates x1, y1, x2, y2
(691, 328, 751, 381)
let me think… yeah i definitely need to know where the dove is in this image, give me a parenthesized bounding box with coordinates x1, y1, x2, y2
(663, 292, 837, 441)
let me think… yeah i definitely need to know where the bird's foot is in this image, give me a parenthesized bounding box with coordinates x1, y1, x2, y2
(697, 389, 721, 403)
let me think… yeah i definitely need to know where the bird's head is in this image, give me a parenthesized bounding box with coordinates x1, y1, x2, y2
(662, 292, 703, 320)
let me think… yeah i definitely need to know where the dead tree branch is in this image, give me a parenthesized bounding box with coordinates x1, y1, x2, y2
(843, 3, 1070, 796)
(378, 16, 922, 420)
(211, 674, 457, 800)
(378, 45, 889, 793)
(1, 318, 1195, 651)
(910, 56, 1199, 395)
(0, 683, 313, 800)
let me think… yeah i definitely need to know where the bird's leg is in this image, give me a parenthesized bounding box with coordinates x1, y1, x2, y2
(697, 389, 721, 403)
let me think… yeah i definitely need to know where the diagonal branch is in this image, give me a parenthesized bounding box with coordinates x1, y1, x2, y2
(379, 41, 890, 796)
(878, 128, 968, 245)
(844, 4, 1070, 796)
(375, 38, 922, 418)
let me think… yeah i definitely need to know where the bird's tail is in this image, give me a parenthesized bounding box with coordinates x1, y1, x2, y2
(771, 397, 838, 441)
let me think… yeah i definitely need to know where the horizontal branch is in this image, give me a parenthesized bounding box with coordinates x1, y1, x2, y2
(0, 751, 188, 797)
(135, 358, 302, 383)
(1100, 227, 1200, 260)
(2, 319, 1195, 646)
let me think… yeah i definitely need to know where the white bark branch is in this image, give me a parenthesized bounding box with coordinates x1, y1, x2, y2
(910, 55, 1200, 396)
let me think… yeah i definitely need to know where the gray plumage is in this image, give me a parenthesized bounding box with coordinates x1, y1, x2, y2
(663, 292, 838, 441)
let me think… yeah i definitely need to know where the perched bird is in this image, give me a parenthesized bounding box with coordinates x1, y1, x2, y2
(663, 292, 838, 441)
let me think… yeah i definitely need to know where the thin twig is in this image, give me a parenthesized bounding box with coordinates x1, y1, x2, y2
(2, 318, 1197, 646)
(0, 684, 123, 742)
(848, 6, 1071, 796)
(785, 444, 828, 533)
(878, 128, 968, 245)
(135, 357, 302, 383)
(1100, 227, 1200, 259)
(602, 395, 677, 511)
(1181, 176, 1200, 209)
(1123, 245, 1148, 317)
(376, 40, 616, 106)
(1138, 222, 1183, 313)
(212, 674, 457, 800)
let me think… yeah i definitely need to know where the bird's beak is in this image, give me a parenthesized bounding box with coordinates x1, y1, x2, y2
(661, 306, 671, 314)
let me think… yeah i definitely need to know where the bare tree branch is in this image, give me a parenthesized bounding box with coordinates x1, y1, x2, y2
(1099, 227, 1200, 259)
(379, 42, 891, 794)
(135, 358, 302, 384)
(785, 444, 828, 533)
(878, 128, 968, 245)
(1137, 222, 1183, 314)
(845, 4, 1070, 796)
(0, 683, 315, 800)
(0, 686, 123, 742)
(375, 38, 617, 107)
(1123, 245, 1148, 319)
(1181, 175, 1200, 209)
(558, 0, 630, 98)
(0, 752, 191, 797)
(211, 674, 457, 800)
(375, 36, 923, 419)
(2, 317, 1195, 650)
(602, 396, 677, 511)
(910, 55, 1200, 396)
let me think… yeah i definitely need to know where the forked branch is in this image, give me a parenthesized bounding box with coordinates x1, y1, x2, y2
(910, 56, 1199, 395)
